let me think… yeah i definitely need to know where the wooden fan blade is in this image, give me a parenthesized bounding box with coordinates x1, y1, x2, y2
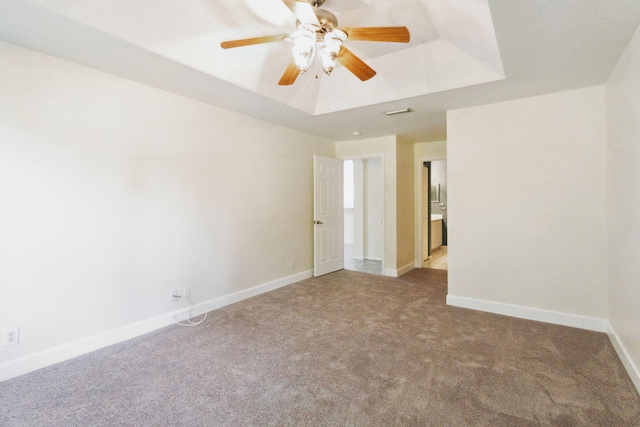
(278, 62, 302, 86)
(282, 0, 320, 26)
(221, 34, 288, 49)
(337, 47, 376, 81)
(342, 27, 410, 43)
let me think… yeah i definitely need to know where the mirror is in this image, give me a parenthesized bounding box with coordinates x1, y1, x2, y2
(430, 184, 440, 202)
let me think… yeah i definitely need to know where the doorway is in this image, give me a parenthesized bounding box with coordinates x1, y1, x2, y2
(421, 160, 448, 270)
(343, 158, 383, 275)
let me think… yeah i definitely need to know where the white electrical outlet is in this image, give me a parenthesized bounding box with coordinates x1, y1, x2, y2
(2, 327, 20, 347)
(290, 260, 295, 270)
(183, 287, 191, 299)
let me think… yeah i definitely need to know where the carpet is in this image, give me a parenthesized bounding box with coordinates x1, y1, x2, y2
(1, 269, 639, 426)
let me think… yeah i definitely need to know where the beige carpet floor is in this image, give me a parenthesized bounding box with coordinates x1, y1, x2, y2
(1, 269, 639, 426)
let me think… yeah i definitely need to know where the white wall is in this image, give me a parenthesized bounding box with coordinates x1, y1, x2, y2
(352, 160, 364, 259)
(342, 158, 384, 255)
(0, 42, 334, 379)
(343, 160, 354, 244)
(606, 23, 640, 389)
(447, 86, 608, 325)
(364, 158, 383, 260)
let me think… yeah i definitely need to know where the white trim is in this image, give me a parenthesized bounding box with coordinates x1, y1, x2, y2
(196, 269, 313, 313)
(446, 295, 609, 332)
(607, 323, 640, 393)
(384, 262, 415, 278)
(446, 295, 640, 394)
(0, 270, 313, 383)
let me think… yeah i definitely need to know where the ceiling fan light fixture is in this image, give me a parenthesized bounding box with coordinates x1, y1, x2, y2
(319, 34, 342, 74)
(221, 0, 411, 85)
(292, 32, 316, 72)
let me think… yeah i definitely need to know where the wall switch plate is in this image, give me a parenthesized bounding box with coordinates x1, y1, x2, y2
(183, 287, 191, 299)
(2, 327, 20, 347)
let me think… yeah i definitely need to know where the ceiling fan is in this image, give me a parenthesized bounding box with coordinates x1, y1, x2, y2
(220, 0, 410, 85)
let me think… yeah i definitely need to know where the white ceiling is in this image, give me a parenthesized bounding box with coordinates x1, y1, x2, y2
(1, 0, 640, 142)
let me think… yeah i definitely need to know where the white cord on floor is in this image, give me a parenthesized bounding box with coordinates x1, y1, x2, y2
(175, 296, 208, 327)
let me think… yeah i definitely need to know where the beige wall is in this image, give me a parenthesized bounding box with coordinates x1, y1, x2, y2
(606, 23, 640, 389)
(0, 41, 334, 376)
(447, 86, 608, 319)
(396, 137, 415, 270)
(414, 140, 447, 159)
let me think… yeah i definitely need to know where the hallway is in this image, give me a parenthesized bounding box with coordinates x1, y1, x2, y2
(344, 244, 382, 275)
(423, 246, 448, 270)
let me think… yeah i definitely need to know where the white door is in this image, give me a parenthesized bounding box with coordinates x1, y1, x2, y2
(314, 155, 344, 277)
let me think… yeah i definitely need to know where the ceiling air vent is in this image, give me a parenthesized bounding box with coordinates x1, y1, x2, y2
(384, 108, 414, 116)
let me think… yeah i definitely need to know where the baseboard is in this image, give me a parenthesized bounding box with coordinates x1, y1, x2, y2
(384, 262, 415, 278)
(191, 269, 313, 314)
(353, 256, 382, 261)
(428, 294, 640, 394)
(0, 269, 313, 383)
(446, 295, 609, 332)
(606, 322, 640, 394)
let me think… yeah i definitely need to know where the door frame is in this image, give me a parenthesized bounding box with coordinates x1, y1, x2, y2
(424, 161, 432, 261)
(340, 154, 386, 274)
(415, 155, 446, 267)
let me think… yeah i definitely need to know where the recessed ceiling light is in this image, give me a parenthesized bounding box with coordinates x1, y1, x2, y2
(384, 108, 414, 116)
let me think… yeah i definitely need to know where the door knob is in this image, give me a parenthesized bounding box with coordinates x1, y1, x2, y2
(314, 220, 324, 225)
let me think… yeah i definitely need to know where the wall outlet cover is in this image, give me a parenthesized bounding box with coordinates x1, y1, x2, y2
(2, 327, 20, 347)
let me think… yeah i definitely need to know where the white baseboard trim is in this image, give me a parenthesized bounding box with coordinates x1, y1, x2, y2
(606, 323, 640, 394)
(0, 269, 313, 383)
(353, 256, 382, 261)
(446, 295, 609, 332)
(194, 269, 313, 314)
(446, 295, 640, 392)
(384, 262, 415, 278)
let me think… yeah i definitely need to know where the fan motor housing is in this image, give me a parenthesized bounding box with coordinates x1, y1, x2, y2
(315, 9, 338, 32)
